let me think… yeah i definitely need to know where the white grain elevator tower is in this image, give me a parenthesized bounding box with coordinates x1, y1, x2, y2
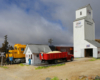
(73, 4, 100, 58)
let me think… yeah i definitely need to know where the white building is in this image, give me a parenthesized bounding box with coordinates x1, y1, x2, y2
(24, 44, 51, 65)
(73, 4, 100, 58)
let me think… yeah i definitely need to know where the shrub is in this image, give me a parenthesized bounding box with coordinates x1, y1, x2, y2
(35, 66, 48, 70)
(51, 77, 59, 80)
(89, 58, 97, 61)
(35, 63, 65, 70)
(19, 63, 25, 66)
(0, 66, 8, 69)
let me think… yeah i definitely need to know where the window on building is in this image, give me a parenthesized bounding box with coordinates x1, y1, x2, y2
(37, 54, 39, 57)
(28, 54, 32, 59)
(68, 52, 70, 55)
(29, 55, 30, 58)
(80, 12, 82, 15)
(15, 47, 17, 50)
(31, 54, 32, 59)
(9, 52, 12, 54)
(70, 48, 73, 50)
(21, 48, 24, 51)
(61, 49, 66, 52)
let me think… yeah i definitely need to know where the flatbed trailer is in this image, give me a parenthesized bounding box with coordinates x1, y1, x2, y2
(39, 52, 74, 64)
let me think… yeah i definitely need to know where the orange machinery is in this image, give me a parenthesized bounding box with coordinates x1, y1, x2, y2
(6, 44, 26, 63)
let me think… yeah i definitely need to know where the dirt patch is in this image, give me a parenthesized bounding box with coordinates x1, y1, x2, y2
(0, 58, 100, 80)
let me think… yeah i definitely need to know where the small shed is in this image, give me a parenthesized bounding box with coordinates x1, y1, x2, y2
(24, 44, 51, 65)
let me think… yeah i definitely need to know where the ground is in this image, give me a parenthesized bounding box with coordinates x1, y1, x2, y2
(0, 58, 100, 80)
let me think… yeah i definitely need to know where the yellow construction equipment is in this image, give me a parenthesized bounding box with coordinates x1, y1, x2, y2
(6, 44, 26, 63)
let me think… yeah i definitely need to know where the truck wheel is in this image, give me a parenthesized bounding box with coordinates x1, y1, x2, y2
(54, 60, 57, 64)
(14, 61, 16, 64)
(64, 58, 67, 62)
(47, 61, 52, 64)
(71, 57, 73, 61)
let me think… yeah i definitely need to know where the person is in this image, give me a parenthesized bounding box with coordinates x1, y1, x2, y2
(9, 57, 13, 65)
(6, 57, 9, 65)
(41, 51, 44, 59)
(28, 55, 31, 65)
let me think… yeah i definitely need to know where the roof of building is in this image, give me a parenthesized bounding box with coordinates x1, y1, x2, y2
(86, 40, 100, 47)
(76, 4, 92, 11)
(95, 39, 100, 43)
(24, 44, 51, 54)
(74, 17, 94, 22)
(74, 16, 86, 21)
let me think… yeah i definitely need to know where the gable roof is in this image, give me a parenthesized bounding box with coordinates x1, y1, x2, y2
(95, 39, 100, 43)
(24, 44, 51, 54)
(74, 16, 86, 22)
(74, 16, 94, 23)
(86, 40, 100, 47)
(76, 4, 92, 11)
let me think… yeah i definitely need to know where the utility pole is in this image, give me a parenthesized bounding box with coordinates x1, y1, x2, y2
(4, 35, 8, 54)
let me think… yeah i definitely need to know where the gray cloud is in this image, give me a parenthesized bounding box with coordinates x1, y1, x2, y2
(41, 0, 100, 40)
(0, 0, 100, 47)
(0, 4, 72, 47)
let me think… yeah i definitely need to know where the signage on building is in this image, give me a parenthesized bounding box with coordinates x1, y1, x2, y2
(76, 22, 81, 25)
(86, 45, 90, 47)
(26, 55, 28, 57)
(75, 21, 82, 28)
(0, 52, 5, 66)
(0, 53, 5, 57)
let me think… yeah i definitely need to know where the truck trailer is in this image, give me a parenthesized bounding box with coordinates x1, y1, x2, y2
(39, 51, 74, 64)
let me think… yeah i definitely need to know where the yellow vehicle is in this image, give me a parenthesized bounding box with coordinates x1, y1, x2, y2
(6, 44, 26, 63)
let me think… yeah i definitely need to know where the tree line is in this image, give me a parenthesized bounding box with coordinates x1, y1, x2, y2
(0, 35, 14, 54)
(0, 35, 54, 54)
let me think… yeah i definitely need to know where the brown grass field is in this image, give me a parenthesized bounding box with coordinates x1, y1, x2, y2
(0, 58, 100, 80)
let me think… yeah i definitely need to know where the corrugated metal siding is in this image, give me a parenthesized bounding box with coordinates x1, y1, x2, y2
(24, 45, 51, 54)
(55, 46, 73, 54)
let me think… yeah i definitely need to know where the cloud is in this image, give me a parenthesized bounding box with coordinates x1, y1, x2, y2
(0, 3, 72, 47)
(0, 0, 100, 47)
(40, 0, 100, 39)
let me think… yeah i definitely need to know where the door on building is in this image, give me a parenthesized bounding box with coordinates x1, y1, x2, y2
(85, 49, 93, 57)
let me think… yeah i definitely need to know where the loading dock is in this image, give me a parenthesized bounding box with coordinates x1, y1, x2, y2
(85, 49, 93, 57)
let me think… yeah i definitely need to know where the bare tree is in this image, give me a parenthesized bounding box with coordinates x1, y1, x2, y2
(48, 39, 53, 45)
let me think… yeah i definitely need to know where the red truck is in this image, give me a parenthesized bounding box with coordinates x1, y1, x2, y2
(39, 52, 74, 64)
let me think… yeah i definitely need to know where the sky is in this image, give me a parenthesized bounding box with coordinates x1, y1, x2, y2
(0, 0, 100, 47)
